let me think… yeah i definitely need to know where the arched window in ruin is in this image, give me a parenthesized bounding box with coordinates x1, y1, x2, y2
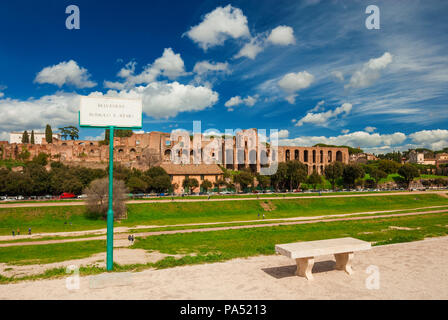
(130, 148, 136, 153)
(336, 151, 343, 162)
(328, 151, 332, 162)
(313, 165, 316, 172)
(312, 150, 316, 163)
(90, 143, 94, 146)
(294, 150, 299, 160)
(285, 149, 290, 161)
(164, 149, 171, 161)
(62, 143, 67, 146)
(118, 149, 124, 154)
(320, 150, 323, 163)
(79, 142, 84, 146)
(304, 150, 309, 162)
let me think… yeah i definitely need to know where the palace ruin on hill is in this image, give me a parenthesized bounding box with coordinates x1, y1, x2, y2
(0, 129, 350, 176)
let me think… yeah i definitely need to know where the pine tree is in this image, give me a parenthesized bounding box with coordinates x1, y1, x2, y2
(30, 130, 35, 144)
(45, 124, 53, 144)
(22, 130, 29, 144)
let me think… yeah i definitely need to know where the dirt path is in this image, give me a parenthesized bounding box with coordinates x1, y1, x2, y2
(1, 237, 448, 299)
(1, 208, 447, 247)
(1, 190, 447, 209)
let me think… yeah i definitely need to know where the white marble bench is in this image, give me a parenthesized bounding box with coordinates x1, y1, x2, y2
(275, 237, 371, 280)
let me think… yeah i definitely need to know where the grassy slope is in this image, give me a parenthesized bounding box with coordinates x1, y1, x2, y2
(1, 194, 448, 235)
(134, 213, 448, 263)
(0, 240, 106, 265)
(0, 212, 447, 269)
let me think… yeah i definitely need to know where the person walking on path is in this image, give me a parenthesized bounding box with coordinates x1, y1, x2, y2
(11, 230, 15, 237)
(17, 228, 20, 236)
(28, 228, 31, 235)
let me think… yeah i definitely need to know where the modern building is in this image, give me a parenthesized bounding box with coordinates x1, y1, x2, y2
(9, 132, 61, 144)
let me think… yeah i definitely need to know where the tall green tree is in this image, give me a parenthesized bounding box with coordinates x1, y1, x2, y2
(369, 167, 387, 188)
(398, 164, 420, 189)
(21, 130, 29, 143)
(342, 164, 365, 189)
(30, 130, 35, 144)
(307, 171, 323, 190)
(183, 177, 199, 194)
(325, 162, 344, 190)
(201, 180, 213, 192)
(45, 124, 53, 143)
(286, 160, 308, 190)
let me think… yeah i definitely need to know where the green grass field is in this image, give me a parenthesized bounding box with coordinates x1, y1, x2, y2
(0, 240, 106, 265)
(1, 212, 447, 284)
(1, 193, 448, 235)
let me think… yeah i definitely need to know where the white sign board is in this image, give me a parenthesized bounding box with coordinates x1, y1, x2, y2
(79, 96, 142, 128)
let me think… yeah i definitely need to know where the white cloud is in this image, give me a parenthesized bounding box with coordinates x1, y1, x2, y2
(285, 94, 297, 104)
(271, 129, 289, 139)
(225, 95, 258, 110)
(34, 60, 97, 88)
(332, 71, 344, 81)
(278, 71, 314, 103)
(267, 26, 295, 45)
(409, 129, 448, 150)
(185, 5, 250, 50)
(279, 131, 407, 149)
(364, 126, 377, 133)
(346, 52, 393, 89)
(0, 92, 80, 131)
(296, 103, 352, 127)
(84, 132, 105, 141)
(0, 92, 3, 98)
(310, 100, 325, 112)
(104, 48, 187, 89)
(234, 38, 264, 59)
(235, 25, 296, 60)
(341, 129, 350, 134)
(193, 61, 230, 75)
(101, 81, 219, 118)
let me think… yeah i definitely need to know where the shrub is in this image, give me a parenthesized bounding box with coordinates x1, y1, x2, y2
(84, 178, 128, 220)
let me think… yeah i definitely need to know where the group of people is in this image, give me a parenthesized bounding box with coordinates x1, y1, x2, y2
(11, 228, 31, 236)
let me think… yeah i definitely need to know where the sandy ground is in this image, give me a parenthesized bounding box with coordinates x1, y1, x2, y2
(0, 237, 447, 300)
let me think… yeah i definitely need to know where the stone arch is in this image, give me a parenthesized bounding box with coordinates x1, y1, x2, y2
(304, 150, 309, 162)
(285, 149, 290, 161)
(312, 150, 316, 163)
(328, 151, 332, 162)
(320, 150, 323, 163)
(336, 151, 343, 162)
(294, 150, 299, 160)
(130, 148, 136, 153)
(164, 149, 171, 161)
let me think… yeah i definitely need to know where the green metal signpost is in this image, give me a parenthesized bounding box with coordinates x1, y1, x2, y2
(107, 126, 114, 270)
(79, 96, 142, 271)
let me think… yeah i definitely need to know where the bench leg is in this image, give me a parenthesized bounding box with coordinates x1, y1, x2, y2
(334, 252, 354, 275)
(295, 257, 314, 280)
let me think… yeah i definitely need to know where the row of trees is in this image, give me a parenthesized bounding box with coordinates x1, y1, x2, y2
(19, 125, 79, 144)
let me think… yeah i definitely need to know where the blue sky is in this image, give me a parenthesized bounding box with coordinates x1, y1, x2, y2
(0, 0, 447, 153)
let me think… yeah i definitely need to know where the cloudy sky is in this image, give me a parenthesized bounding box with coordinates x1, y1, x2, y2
(0, 0, 447, 153)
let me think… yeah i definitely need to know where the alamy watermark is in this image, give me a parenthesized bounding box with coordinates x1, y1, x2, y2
(167, 121, 279, 175)
(66, 5, 80, 30)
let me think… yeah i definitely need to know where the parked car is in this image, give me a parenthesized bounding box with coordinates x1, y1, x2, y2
(59, 192, 76, 199)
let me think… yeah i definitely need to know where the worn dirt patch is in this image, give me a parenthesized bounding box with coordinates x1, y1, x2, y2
(259, 201, 276, 212)
(389, 226, 420, 231)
